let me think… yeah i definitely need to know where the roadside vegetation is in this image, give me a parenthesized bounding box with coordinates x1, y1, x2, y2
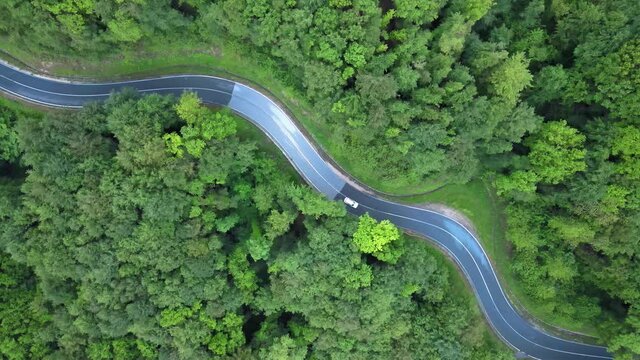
(0, 94, 509, 359)
(1, 0, 639, 358)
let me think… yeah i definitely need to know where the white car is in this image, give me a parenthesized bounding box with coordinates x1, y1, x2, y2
(343, 197, 359, 209)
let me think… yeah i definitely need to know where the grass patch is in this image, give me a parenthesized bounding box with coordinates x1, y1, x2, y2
(399, 179, 505, 257)
(0, 96, 44, 118)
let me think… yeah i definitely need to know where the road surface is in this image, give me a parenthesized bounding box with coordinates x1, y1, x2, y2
(0, 61, 613, 360)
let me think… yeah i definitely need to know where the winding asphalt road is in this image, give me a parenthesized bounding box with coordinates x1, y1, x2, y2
(0, 61, 613, 360)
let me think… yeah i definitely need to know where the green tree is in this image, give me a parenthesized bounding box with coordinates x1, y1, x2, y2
(0, 253, 53, 360)
(489, 52, 533, 104)
(609, 306, 640, 359)
(352, 214, 405, 263)
(228, 246, 258, 296)
(0, 108, 20, 162)
(264, 210, 296, 240)
(450, 0, 495, 21)
(259, 336, 307, 360)
(107, 12, 143, 43)
(612, 125, 640, 180)
(594, 39, 640, 122)
(165, 92, 237, 158)
(495, 170, 538, 195)
(527, 120, 586, 184)
(207, 313, 245, 356)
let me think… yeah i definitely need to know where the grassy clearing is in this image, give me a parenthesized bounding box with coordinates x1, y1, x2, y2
(399, 180, 507, 263)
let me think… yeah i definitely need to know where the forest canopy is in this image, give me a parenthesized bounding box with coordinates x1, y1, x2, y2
(1, 0, 640, 358)
(0, 94, 506, 359)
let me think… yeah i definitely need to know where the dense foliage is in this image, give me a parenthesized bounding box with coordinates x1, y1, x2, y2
(1, 0, 536, 186)
(1, 0, 640, 358)
(476, 1, 640, 358)
(0, 95, 506, 359)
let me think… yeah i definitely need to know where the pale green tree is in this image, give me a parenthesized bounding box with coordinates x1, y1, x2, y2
(490, 52, 533, 104)
(527, 120, 586, 184)
(612, 125, 640, 180)
(352, 214, 404, 263)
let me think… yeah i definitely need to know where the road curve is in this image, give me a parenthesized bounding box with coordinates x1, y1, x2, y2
(0, 61, 612, 360)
